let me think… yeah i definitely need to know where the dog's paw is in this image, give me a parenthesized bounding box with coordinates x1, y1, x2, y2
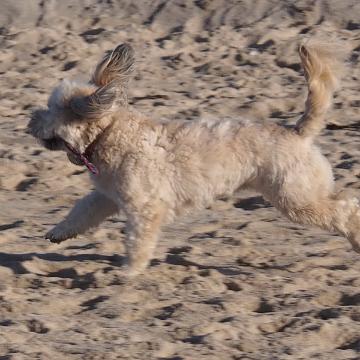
(347, 208, 360, 253)
(349, 233, 360, 254)
(349, 232, 360, 254)
(120, 261, 146, 278)
(122, 266, 143, 278)
(45, 223, 77, 244)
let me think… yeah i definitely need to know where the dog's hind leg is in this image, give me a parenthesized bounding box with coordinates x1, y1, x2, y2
(46, 190, 118, 243)
(275, 192, 360, 253)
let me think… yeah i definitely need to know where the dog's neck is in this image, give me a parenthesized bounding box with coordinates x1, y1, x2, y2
(79, 109, 153, 173)
(85, 119, 115, 164)
(84, 123, 108, 152)
(68, 118, 115, 175)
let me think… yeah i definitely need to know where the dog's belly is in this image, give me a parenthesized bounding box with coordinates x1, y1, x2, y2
(172, 160, 252, 213)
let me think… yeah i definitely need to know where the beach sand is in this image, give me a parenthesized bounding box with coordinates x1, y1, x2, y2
(0, 1, 360, 359)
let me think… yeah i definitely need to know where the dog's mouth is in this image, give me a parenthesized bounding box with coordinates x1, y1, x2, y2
(41, 136, 65, 151)
(64, 142, 99, 175)
(41, 136, 99, 175)
(66, 150, 84, 166)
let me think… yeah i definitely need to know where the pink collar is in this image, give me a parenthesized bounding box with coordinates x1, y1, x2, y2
(65, 141, 99, 175)
(64, 124, 113, 176)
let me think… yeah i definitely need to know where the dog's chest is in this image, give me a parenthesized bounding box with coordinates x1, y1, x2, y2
(91, 172, 119, 201)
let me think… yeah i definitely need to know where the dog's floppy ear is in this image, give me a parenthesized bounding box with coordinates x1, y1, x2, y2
(70, 44, 134, 119)
(92, 43, 135, 87)
(70, 83, 117, 119)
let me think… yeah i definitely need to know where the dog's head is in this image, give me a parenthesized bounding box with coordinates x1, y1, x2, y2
(28, 43, 135, 165)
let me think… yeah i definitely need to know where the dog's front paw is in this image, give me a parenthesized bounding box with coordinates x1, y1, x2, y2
(120, 258, 147, 278)
(121, 264, 144, 278)
(45, 223, 77, 244)
(349, 231, 360, 254)
(347, 208, 360, 253)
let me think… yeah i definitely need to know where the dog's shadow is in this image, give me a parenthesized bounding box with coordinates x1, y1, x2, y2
(0, 250, 248, 280)
(0, 251, 125, 275)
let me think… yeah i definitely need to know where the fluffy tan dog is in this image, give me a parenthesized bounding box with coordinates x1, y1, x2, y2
(28, 42, 360, 276)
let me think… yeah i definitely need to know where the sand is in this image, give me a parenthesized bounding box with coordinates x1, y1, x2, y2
(0, 1, 360, 359)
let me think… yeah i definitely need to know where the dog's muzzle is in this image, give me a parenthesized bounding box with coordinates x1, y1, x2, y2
(41, 137, 64, 151)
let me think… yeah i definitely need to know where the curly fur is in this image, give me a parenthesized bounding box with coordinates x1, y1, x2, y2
(28, 41, 360, 276)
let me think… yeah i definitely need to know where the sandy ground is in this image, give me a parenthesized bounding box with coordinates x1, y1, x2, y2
(0, 1, 360, 359)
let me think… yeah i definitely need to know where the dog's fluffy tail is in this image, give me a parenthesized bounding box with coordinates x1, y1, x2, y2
(295, 42, 344, 138)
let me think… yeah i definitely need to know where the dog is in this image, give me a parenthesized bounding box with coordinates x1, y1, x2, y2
(28, 41, 360, 276)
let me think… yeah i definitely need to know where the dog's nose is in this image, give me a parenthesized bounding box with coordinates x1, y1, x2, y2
(27, 117, 38, 136)
(27, 108, 47, 137)
(25, 127, 32, 135)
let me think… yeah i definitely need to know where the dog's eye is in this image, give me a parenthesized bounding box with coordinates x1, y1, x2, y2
(42, 137, 64, 151)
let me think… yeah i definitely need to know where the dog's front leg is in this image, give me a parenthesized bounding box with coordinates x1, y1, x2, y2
(46, 190, 118, 243)
(123, 201, 167, 277)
